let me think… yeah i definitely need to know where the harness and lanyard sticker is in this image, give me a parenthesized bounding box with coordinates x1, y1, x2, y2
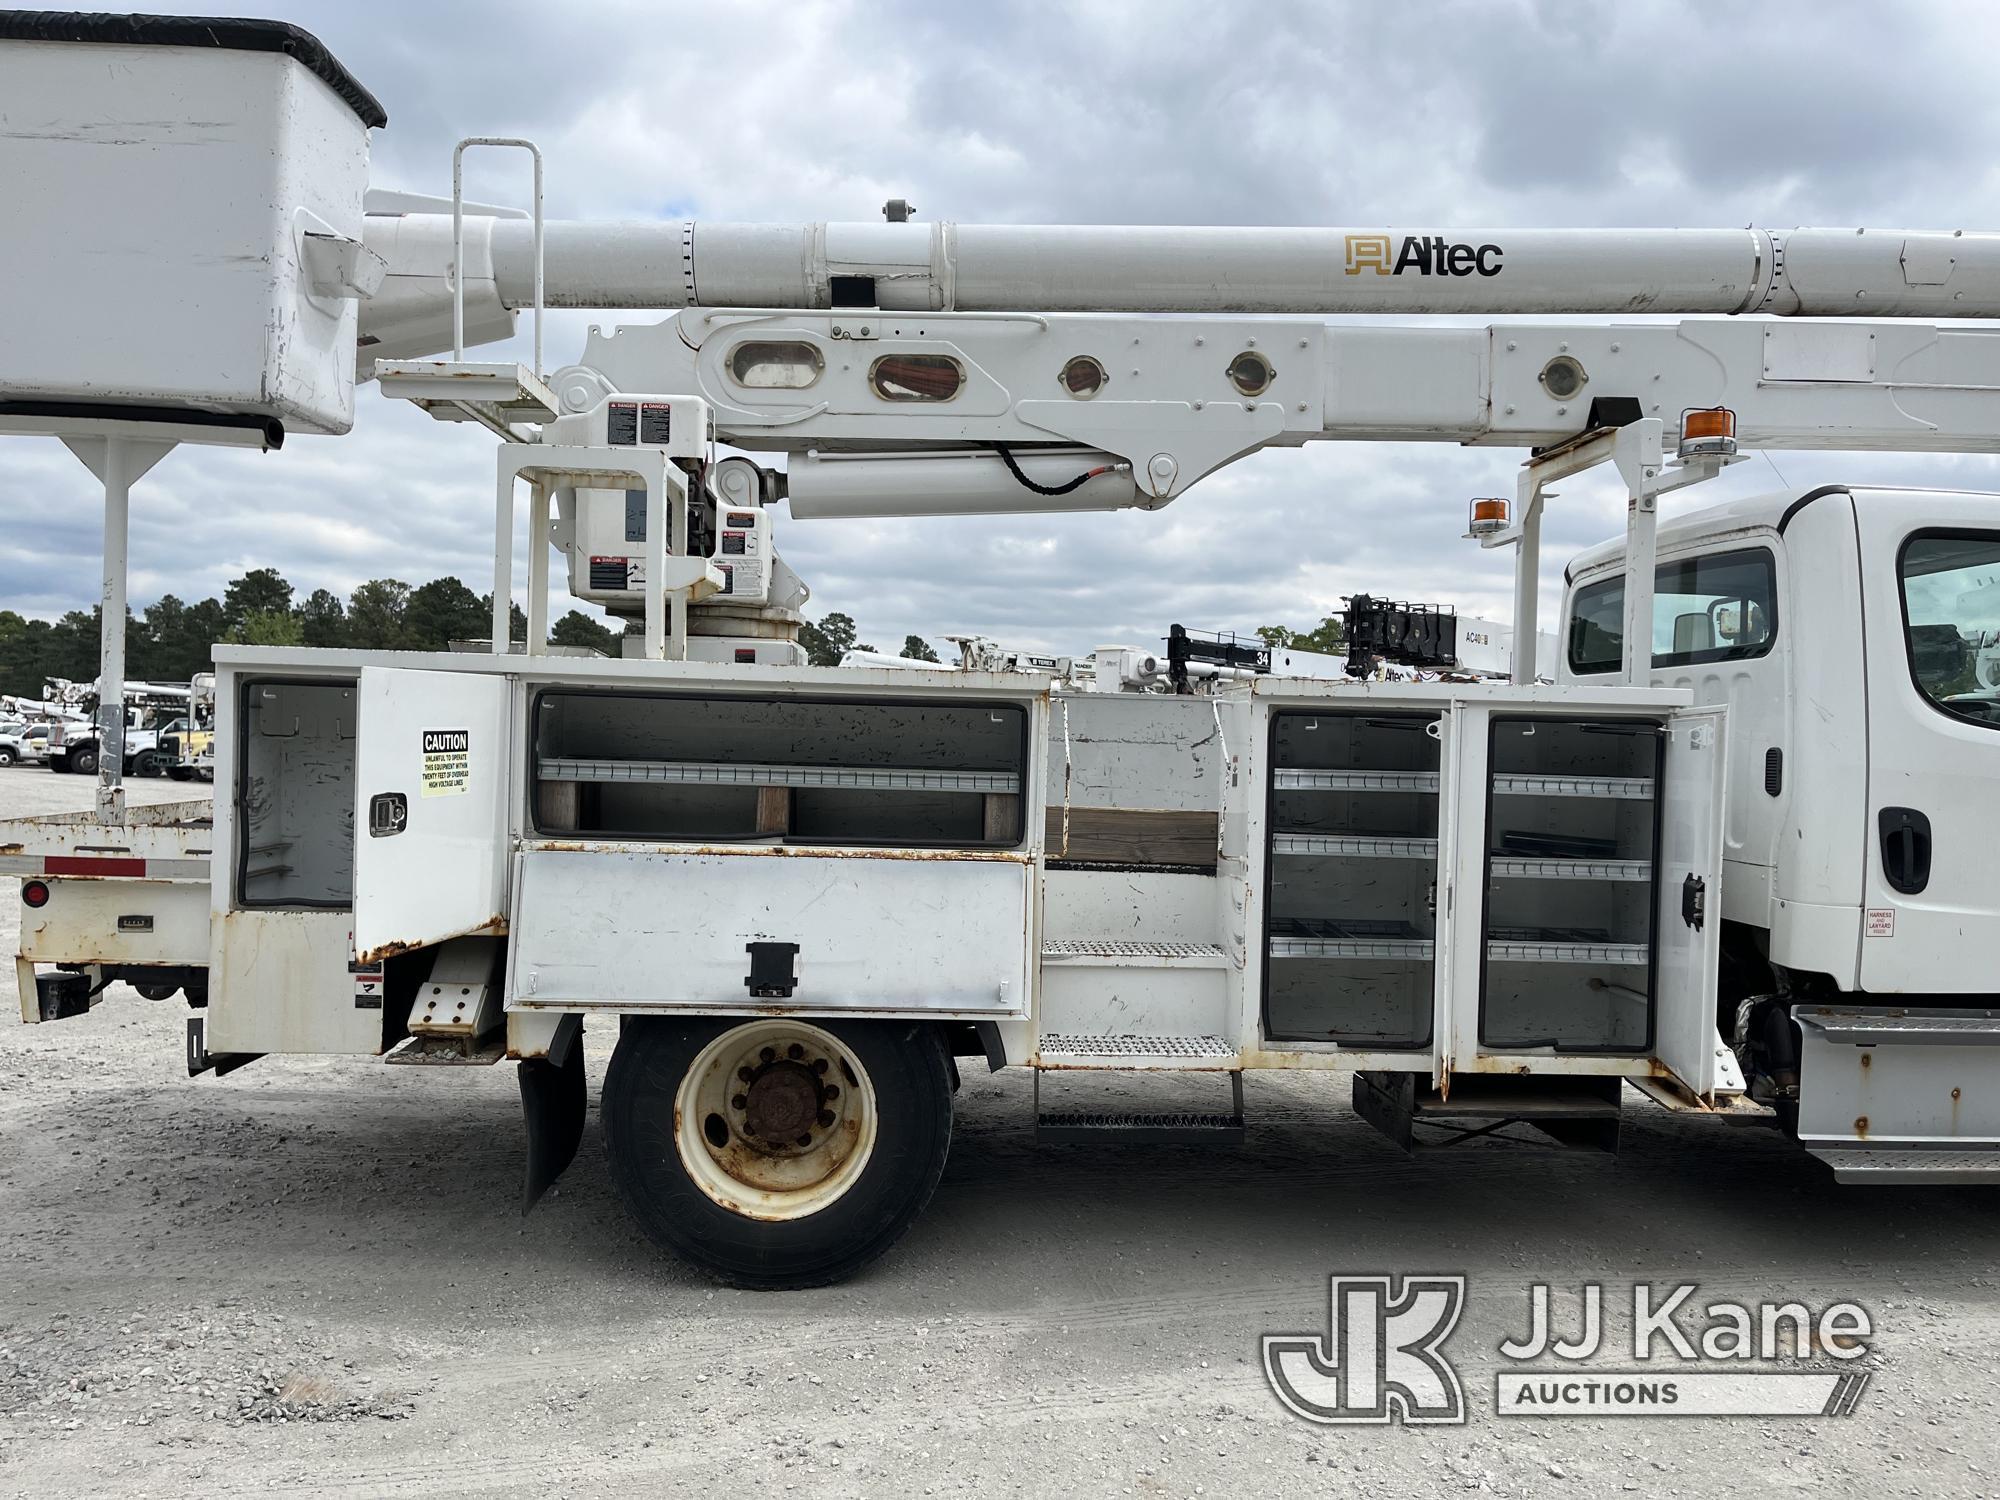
(420, 728, 470, 797)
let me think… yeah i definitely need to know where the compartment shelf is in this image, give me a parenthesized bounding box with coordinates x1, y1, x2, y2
(1273, 769, 1440, 793)
(1491, 774, 1654, 801)
(1489, 856, 1651, 882)
(538, 756, 1020, 795)
(1269, 918, 1434, 961)
(1272, 833, 1438, 860)
(1487, 925, 1649, 966)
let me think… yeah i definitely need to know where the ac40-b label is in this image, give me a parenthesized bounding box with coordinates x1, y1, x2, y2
(421, 728, 470, 798)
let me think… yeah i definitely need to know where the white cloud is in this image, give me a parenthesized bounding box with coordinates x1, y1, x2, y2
(5, 0, 2000, 658)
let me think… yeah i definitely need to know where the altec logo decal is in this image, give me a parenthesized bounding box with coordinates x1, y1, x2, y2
(1346, 233, 1503, 277)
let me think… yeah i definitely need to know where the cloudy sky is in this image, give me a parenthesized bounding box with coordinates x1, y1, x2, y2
(9, 0, 2000, 653)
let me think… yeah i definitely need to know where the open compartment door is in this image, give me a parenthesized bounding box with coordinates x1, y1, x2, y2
(1655, 707, 1729, 1097)
(352, 667, 514, 965)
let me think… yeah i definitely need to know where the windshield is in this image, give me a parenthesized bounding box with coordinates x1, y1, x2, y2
(1900, 531, 2000, 727)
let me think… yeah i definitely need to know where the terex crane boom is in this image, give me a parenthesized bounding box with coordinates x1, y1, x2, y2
(8, 17, 2000, 1289)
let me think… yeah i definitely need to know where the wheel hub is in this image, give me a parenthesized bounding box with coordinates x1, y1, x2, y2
(742, 1059, 820, 1141)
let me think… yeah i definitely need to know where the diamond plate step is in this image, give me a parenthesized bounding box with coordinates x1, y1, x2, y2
(1809, 1147, 2000, 1184)
(1035, 1033, 1238, 1070)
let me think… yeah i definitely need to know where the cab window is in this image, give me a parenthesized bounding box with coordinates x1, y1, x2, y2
(1899, 530, 2000, 728)
(1567, 548, 1778, 674)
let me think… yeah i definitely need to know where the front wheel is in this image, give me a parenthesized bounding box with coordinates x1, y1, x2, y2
(0, 746, 15, 766)
(67, 747, 98, 776)
(602, 1016, 952, 1289)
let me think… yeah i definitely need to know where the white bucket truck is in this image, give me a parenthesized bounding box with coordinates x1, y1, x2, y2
(7, 13, 2000, 1287)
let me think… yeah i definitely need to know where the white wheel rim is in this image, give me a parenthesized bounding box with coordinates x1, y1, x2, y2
(674, 1020, 878, 1221)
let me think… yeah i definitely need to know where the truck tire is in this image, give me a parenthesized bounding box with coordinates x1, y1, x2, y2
(602, 1016, 952, 1289)
(67, 746, 97, 776)
(132, 751, 165, 777)
(167, 764, 192, 782)
(0, 746, 15, 766)
(48, 752, 70, 774)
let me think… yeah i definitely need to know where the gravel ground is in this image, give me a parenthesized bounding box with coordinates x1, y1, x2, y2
(2, 762, 1998, 1497)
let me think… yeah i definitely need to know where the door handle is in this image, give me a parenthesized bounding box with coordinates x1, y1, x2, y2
(1877, 807, 1931, 896)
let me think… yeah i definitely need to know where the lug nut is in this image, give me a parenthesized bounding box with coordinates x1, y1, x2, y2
(795, 1134, 812, 1147)
(822, 1084, 839, 1101)
(737, 1066, 754, 1082)
(812, 1058, 829, 1074)
(817, 1109, 835, 1127)
(787, 1043, 805, 1060)
(731, 1093, 748, 1110)
(760, 1047, 776, 1063)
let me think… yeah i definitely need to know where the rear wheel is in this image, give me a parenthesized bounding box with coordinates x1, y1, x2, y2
(603, 1016, 952, 1289)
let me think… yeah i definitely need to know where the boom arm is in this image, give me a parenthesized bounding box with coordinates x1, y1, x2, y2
(552, 310, 2000, 513)
(365, 216, 2000, 326)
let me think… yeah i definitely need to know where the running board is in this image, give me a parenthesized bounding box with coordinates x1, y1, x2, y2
(1808, 1147, 2000, 1185)
(1355, 1070, 1623, 1154)
(1795, 1004, 2000, 1183)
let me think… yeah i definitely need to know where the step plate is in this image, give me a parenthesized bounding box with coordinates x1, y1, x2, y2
(1037, 1111, 1245, 1145)
(1810, 1147, 2000, 1184)
(1036, 1033, 1238, 1070)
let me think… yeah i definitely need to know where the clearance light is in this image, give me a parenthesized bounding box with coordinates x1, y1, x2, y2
(1679, 406, 1738, 459)
(1467, 496, 1510, 537)
(22, 880, 50, 909)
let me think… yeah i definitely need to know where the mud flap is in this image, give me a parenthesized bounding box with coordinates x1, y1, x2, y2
(519, 1016, 586, 1214)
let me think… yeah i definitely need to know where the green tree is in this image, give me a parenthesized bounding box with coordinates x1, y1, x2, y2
(798, 610, 859, 667)
(227, 608, 305, 647)
(549, 609, 619, 655)
(899, 634, 940, 662)
(346, 579, 411, 650)
(299, 588, 347, 647)
(404, 576, 488, 650)
(0, 612, 55, 698)
(223, 567, 294, 630)
(1256, 615, 1346, 655)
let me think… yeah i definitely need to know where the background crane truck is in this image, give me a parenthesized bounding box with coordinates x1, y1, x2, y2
(5, 13, 2000, 1287)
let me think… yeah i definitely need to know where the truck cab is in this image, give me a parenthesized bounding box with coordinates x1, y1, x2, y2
(1560, 484, 2000, 1178)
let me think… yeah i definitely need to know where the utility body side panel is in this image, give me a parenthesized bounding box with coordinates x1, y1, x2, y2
(507, 846, 1031, 1017)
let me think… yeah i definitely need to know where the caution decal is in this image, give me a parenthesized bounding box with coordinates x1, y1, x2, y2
(421, 728, 470, 797)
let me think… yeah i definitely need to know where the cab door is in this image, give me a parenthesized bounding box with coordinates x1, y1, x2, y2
(351, 666, 515, 966)
(1857, 494, 2000, 993)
